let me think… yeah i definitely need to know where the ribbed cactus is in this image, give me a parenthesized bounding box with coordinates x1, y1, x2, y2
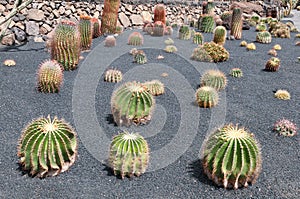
(101, 0, 120, 34)
(193, 32, 204, 44)
(17, 115, 77, 178)
(213, 26, 227, 45)
(133, 50, 147, 64)
(79, 15, 93, 50)
(201, 69, 227, 91)
(144, 23, 154, 35)
(274, 89, 290, 100)
(109, 131, 149, 178)
(164, 45, 177, 53)
(256, 31, 272, 44)
(265, 57, 280, 72)
(195, 86, 219, 108)
(251, 15, 260, 24)
(202, 124, 262, 189)
(178, 25, 191, 40)
(203, 42, 229, 62)
(91, 17, 101, 38)
(164, 37, 174, 45)
(154, 4, 166, 24)
(144, 80, 165, 96)
(37, 60, 63, 93)
(191, 46, 213, 62)
(104, 35, 116, 47)
(198, 15, 215, 33)
(104, 69, 122, 83)
(255, 23, 267, 32)
(230, 68, 243, 78)
(152, 21, 165, 36)
(111, 81, 155, 126)
(50, 20, 81, 71)
(128, 32, 144, 46)
(164, 26, 173, 35)
(230, 8, 243, 39)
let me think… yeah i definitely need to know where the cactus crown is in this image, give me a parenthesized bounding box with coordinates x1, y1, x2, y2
(80, 15, 92, 20)
(128, 32, 144, 46)
(144, 80, 165, 96)
(195, 86, 219, 108)
(202, 42, 230, 62)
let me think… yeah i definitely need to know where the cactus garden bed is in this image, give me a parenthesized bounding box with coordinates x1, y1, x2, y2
(0, 24, 299, 198)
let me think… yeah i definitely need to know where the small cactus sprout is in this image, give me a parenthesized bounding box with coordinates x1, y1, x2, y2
(191, 46, 213, 62)
(91, 17, 101, 38)
(195, 86, 219, 108)
(164, 37, 174, 45)
(255, 23, 267, 32)
(17, 115, 78, 178)
(178, 25, 191, 40)
(273, 44, 281, 50)
(274, 89, 290, 100)
(273, 119, 297, 137)
(193, 32, 204, 45)
(144, 80, 165, 96)
(240, 40, 247, 47)
(152, 21, 165, 36)
(265, 57, 280, 72)
(256, 31, 272, 44)
(104, 69, 122, 83)
(111, 81, 155, 126)
(133, 50, 147, 64)
(105, 35, 116, 47)
(3, 59, 16, 66)
(230, 68, 243, 78)
(202, 124, 262, 189)
(127, 32, 144, 46)
(109, 131, 149, 179)
(201, 69, 227, 91)
(164, 45, 178, 53)
(246, 43, 256, 50)
(37, 60, 63, 93)
(213, 26, 227, 46)
(268, 49, 277, 56)
(79, 15, 93, 50)
(164, 26, 173, 35)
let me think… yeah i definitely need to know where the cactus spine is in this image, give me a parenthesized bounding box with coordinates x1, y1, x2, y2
(101, 0, 120, 34)
(230, 8, 243, 39)
(201, 69, 227, 91)
(79, 15, 93, 50)
(128, 32, 144, 46)
(198, 15, 215, 33)
(178, 25, 191, 40)
(154, 4, 166, 24)
(213, 26, 227, 45)
(195, 86, 219, 108)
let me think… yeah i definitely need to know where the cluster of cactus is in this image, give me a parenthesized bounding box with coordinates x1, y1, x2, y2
(37, 60, 64, 93)
(274, 89, 290, 100)
(202, 42, 229, 62)
(133, 50, 147, 64)
(246, 43, 256, 50)
(201, 124, 262, 189)
(265, 57, 280, 72)
(144, 80, 165, 96)
(190, 46, 213, 62)
(195, 86, 219, 108)
(213, 26, 227, 46)
(17, 115, 78, 178)
(269, 22, 291, 38)
(152, 21, 165, 36)
(164, 45, 178, 53)
(127, 32, 143, 46)
(240, 40, 247, 47)
(104, 35, 116, 47)
(273, 119, 297, 137)
(111, 81, 155, 126)
(91, 17, 101, 38)
(108, 131, 149, 178)
(154, 4, 166, 24)
(50, 20, 81, 71)
(256, 31, 272, 44)
(230, 68, 243, 78)
(101, 0, 120, 34)
(198, 15, 215, 33)
(193, 32, 204, 44)
(255, 23, 267, 32)
(79, 15, 93, 50)
(201, 69, 227, 91)
(230, 8, 243, 39)
(178, 25, 191, 40)
(104, 69, 122, 83)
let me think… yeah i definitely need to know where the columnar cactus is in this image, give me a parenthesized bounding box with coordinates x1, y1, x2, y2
(109, 131, 149, 178)
(195, 86, 219, 108)
(273, 119, 297, 137)
(230, 8, 243, 39)
(104, 35, 116, 47)
(256, 31, 272, 44)
(213, 26, 227, 46)
(202, 42, 230, 62)
(164, 45, 178, 53)
(152, 21, 165, 36)
(193, 32, 204, 44)
(230, 68, 243, 78)
(154, 4, 166, 24)
(79, 15, 93, 50)
(202, 124, 262, 189)
(198, 15, 215, 33)
(104, 69, 122, 83)
(17, 115, 78, 178)
(144, 80, 165, 96)
(101, 0, 120, 34)
(201, 69, 227, 91)
(274, 89, 290, 100)
(178, 25, 191, 40)
(37, 60, 63, 93)
(91, 17, 101, 38)
(133, 50, 147, 64)
(111, 81, 155, 126)
(265, 57, 280, 72)
(50, 20, 81, 71)
(164, 26, 173, 35)
(128, 32, 144, 46)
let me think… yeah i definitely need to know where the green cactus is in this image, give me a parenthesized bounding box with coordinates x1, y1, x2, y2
(164, 45, 178, 53)
(104, 69, 122, 83)
(104, 35, 116, 47)
(195, 86, 219, 108)
(230, 68, 243, 78)
(109, 131, 149, 178)
(198, 15, 215, 33)
(111, 81, 155, 126)
(37, 60, 63, 93)
(202, 124, 262, 189)
(101, 0, 120, 34)
(250, 15, 260, 24)
(50, 20, 81, 71)
(144, 80, 165, 96)
(115, 26, 123, 34)
(274, 89, 290, 100)
(133, 50, 147, 64)
(178, 25, 191, 40)
(79, 15, 93, 50)
(230, 8, 243, 39)
(256, 31, 272, 44)
(193, 32, 204, 44)
(191, 46, 213, 62)
(202, 42, 230, 62)
(152, 21, 165, 36)
(91, 17, 101, 38)
(265, 57, 280, 72)
(255, 23, 267, 32)
(269, 22, 291, 38)
(213, 26, 227, 46)
(201, 69, 227, 91)
(127, 32, 144, 46)
(17, 115, 78, 178)
(154, 4, 166, 24)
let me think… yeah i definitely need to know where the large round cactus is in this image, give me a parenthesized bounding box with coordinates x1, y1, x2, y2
(17, 115, 78, 178)
(201, 124, 262, 189)
(109, 131, 149, 179)
(128, 31, 144, 46)
(201, 69, 227, 91)
(111, 81, 155, 126)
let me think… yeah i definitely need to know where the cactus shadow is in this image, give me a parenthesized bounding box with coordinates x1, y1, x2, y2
(106, 114, 118, 126)
(188, 159, 215, 187)
(102, 164, 126, 180)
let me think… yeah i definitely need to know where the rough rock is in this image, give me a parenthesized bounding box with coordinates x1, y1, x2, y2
(130, 14, 144, 26)
(1, 32, 15, 45)
(27, 9, 45, 21)
(12, 27, 26, 42)
(230, 2, 263, 14)
(119, 12, 130, 27)
(141, 11, 151, 22)
(25, 21, 39, 36)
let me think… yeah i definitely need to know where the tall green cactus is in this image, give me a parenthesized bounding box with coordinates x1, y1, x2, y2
(198, 15, 215, 33)
(101, 0, 120, 34)
(17, 115, 78, 178)
(79, 15, 93, 50)
(154, 4, 166, 24)
(213, 26, 227, 45)
(202, 124, 262, 189)
(230, 8, 243, 40)
(50, 20, 81, 71)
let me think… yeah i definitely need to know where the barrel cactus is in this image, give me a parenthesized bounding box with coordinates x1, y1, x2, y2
(17, 115, 78, 178)
(193, 32, 204, 44)
(79, 15, 93, 50)
(164, 37, 174, 45)
(268, 49, 277, 56)
(202, 124, 262, 189)
(104, 69, 122, 83)
(195, 86, 219, 108)
(202, 42, 230, 62)
(255, 23, 267, 32)
(154, 4, 166, 24)
(178, 25, 191, 40)
(251, 15, 260, 24)
(101, 0, 120, 34)
(198, 15, 215, 33)
(109, 131, 149, 178)
(230, 68, 243, 78)
(133, 50, 147, 64)
(37, 60, 63, 93)
(191, 46, 213, 62)
(105, 35, 116, 47)
(230, 8, 243, 39)
(152, 21, 165, 36)
(256, 31, 272, 44)
(273, 119, 297, 137)
(274, 89, 290, 100)
(164, 26, 173, 35)
(265, 57, 280, 72)
(144, 80, 165, 96)
(128, 32, 144, 46)
(111, 81, 155, 126)
(91, 17, 101, 38)
(201, 69, 227, 91)
(164, 45, 178, 53)
(3, 59, 16, 66)
(213, 26, 227, 46)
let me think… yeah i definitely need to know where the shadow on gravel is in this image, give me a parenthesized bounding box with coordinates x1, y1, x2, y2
(106, 114, 118, 126)
(0, 41, 45, 52)
(188, 159, 215, 187)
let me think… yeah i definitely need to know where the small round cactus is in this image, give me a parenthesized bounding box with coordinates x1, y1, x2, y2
(178, 25, 191, 40)
(246, 43, 256, 50)
(37, 60, 64, 93)
(268, 49, 277, 56)
(104, 69, 122, 83)
(144, 80, 165, 96)
(191, 46, 213, 62)
(274, 89, 290, 100)
(230, 68, 243, 78)
(265, 57, 280, 72)
(134, 50, 147, 64)
(256, 31, 272, 44)
(3, 59, 16, 66)
(164, 45, 178, 53)
(273, 119, 297, 137)
(240, 40, 247, 47)
(105, 35, 116, 47)
(255, 23, 267, 32)
(17, 115, 78, 178)
(273, 44, 281, 50)
(195, 86, 219, 108)
(164, 37, 174, 45)
(213, 26, 227, 46)
(193, 32, 204, 45)
(201, 69, 227, 91)
(127, 32, 144, 46)
(111, 81, 155, 126)
(109, 131, 149, 179)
